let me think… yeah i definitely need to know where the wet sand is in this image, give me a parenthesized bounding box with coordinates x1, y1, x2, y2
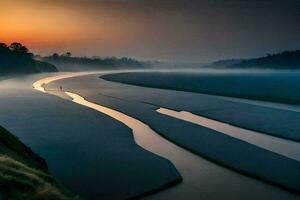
(157, 108, 300, 161)
(102, 71, 300, 141)
(0, 72, 181, 199)
(64, 93, 300, 200)
(37, 72, 299, 199)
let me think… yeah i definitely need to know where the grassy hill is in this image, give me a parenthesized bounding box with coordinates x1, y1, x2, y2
(0, 126, 78, 200)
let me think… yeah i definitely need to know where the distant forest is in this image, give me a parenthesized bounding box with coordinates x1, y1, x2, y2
(42, 52, 147, 69)
(0, 42, 57, 74)
(207, 50, 300, 69)
(0, 42, 151, 75)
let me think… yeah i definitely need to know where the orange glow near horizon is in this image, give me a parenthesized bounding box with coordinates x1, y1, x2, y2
(0, 1, 107, 54)
(1, 0, 298, 61)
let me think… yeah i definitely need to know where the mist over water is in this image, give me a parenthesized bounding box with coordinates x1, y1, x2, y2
(0, 0, 299, 199)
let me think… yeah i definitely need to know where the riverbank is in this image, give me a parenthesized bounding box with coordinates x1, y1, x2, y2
(46, 72, 300, 199)
(0, 72, 181, 199)
(102, 71, 300, 105)
(102, 71, 300, 141)
(0, 126, 77, 199)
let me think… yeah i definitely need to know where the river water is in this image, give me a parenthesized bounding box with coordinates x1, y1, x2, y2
(32, 71, 299, 199)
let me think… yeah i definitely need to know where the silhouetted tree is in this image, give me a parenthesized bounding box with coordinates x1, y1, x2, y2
(0, 43, 7, 48)
(62, 52, 72, 57)
(9, 42, 29, 53)
(42, 53, 145, 69)
(0, 42, 57, 73)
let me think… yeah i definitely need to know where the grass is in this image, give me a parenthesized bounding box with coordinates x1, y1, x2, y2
(0, 126, 79, 200)
(0, 155, 79, 200)
(0, 126, 47, 170)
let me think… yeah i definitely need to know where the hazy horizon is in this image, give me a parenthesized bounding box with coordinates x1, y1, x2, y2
(1, 0, 299, 62)
(1, 1, 300, 199)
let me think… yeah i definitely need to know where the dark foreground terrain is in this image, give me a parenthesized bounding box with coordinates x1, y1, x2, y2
(0, 126, 77, 199)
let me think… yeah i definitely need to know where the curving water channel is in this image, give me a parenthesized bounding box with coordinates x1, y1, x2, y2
(157, 108, 300, 161)
(32, 72, 299, 199)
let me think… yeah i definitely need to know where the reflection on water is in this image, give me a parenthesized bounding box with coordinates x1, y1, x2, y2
(33, 72, 299, 200)
(65, 91, 182, 157)
(157, 108, 300, 161)
(65, 91, 297, 200)
(32, 72, 100, 93)
(218, 96, 300, 113)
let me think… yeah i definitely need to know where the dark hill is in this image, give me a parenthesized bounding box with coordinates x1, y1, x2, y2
(233, 50, 300, 69)
(0, 42, 58, 74)
(207, 50, 300, 69)
(42, 53, 146, 70)
(0, 126, 77, 199)
(207, 59, 244, 68)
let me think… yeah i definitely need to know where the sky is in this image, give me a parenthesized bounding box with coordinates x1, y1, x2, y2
(0, 0, 299, 62)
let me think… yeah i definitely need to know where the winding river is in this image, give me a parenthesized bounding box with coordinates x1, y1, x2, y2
(157, 108, 300, 161)
(32, 71, 299, 199)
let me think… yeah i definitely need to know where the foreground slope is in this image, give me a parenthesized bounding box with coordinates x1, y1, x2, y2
(0, 126, 77, 200)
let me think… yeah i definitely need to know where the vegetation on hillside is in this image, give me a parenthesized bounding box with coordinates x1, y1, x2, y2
(207, 50, 300, 69)
(0, 126, 78, 200)
(0, 42, 58, 74)
(233, 50, 300, 69)
(0, 156, 78, 200)
(0, 126, 47, 171)
(42, 52, 146, 69)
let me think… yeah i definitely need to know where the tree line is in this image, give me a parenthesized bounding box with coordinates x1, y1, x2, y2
(0, 42, 57, 73)
(42, 52, 145, 68)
